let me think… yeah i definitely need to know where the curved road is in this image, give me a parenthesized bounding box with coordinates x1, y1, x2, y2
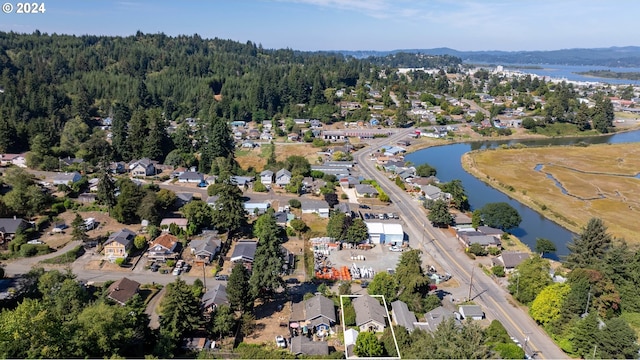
(356, 129, 567, 359)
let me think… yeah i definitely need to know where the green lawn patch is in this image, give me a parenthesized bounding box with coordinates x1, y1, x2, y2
(40, 245, 85, 264)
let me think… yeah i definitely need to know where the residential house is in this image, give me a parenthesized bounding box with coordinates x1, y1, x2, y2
(493, 252, 530, 273)
(290, 337, 329, 357)
(274, 211, 289, 227)
(107, 277, 141, 306)
(334, 202, 352, 217)
(323, 161, 354, 168)
(246, 129, 260, 140)
(230, 241, 258, 271)
(206, 195, 220, 208)
(78, 193, 97, 203)
(59, 157, 84, 167)
(53, 172, 82, 185)
(397, 168, 416, 182)
(353, 295, 387, 332)
(182, 338, 213, 352)
(457, 305, 484, 320)
(259, 132, 273, 141)
(457, 231, 502, 248)
(275, 169, 292, 187)
(354, 184, 378, 198)
(231, 175, 254, 190)
(289, 294, 337, 335)
(10, 154, 27, 168)
(103, 228, 136, 261)
(110, 161, 126, 174)
(417, 306, 460, 332)
(175, 192, 194, 207)
(260, 170, 274, 186)
(382, 160, 406, 173)
(204, 175, 217, 186)
(477, 226, 505, 239)
(129, 158, 156, 177)
(454, 213, 473, 226)
(201, 283, 229, 316)
(300, 199, 330, 218)
(338, 176, 359, 189)
(0, 218, 28, 242)
(178, 171, 204, 183)
(160, 218, 189, 231)
(241, 140, 257, 148)
(88, 178, 100, 192)
(391, 300, 417, 332)
(244, 202, 270, 215)
(288, 133, 300, 141)
(302, 177, 326, 195)
(147, 233, 181, 261)
(189, 232, 221, 264)
(0, 154, 22, 166)
(422, 184, 450, 201)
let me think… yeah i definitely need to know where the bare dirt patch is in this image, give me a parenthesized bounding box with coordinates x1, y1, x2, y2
(244, 296, 291, 347)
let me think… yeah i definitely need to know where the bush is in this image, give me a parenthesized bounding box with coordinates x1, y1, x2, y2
(253, 180, 268, 192)
(288, 199, 301, 208)
(488, 247, 501, 256)
(114, 257, 125, 266)
(492, 265, 506, 277)
(340, 193, 348, 200)
(166, 259, 176, 268)
(468, 243, 488, 256)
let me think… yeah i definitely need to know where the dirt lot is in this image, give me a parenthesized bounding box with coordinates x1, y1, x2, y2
(43, 210, 134, 249)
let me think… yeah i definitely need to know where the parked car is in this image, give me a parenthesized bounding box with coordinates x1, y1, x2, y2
(275, 335, 286, 348)
(215, 274, 229, 281)
(150, 263, 160, 272)
(360, 280, 369, 288)
(390, 246, 403, 252)
(172, 267, 182, 276)
(358, 204, 370, 209)
(183, 263, 192, 272)
(364, 213, 370, 219)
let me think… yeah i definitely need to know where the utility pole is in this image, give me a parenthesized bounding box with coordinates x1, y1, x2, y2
(468, 267, 475, 301)
(202, 262, 207, 292)
(582, 285, 592, 318)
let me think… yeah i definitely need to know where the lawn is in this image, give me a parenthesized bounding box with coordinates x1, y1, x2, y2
(40, 245, 85, 264)
(463, 143, 640, 243)
(235, 143, 323, 172)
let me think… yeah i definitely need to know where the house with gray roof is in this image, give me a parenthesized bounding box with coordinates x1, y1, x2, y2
(260, 170, 274, 186)
(189, 232, 221, 264)
(0, 218, 28, 242)
(201, 283, 229, 316)
(300, 199, 330, 218)
(102, 228, 136, 261)
(129, 158, 156, 177)
(230, 241, 258, 271)
(354, 184, 378, 198)
(290, 336, 329, 356)
(494, 251, 530, 272)
(353, 295, 387, 332)
(275, 169, 292, 187)
(417, 306, 460, 332)
(178, 171, 204, 183)
(458, 305, 484, 320)
(391, 300, 417, 331)
(53, 172, 82, 185)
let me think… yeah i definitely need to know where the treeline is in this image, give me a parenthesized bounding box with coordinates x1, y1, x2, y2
(577, 70, 640, 81)
(508, 218, 640, 358)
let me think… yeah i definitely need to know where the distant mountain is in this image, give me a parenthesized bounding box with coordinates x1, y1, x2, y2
(337, 46, 640, 67)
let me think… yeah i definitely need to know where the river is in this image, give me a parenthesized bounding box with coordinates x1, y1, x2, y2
(405, 129, 640, 260)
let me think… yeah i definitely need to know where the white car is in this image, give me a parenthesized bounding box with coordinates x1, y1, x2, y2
(275, 335, 286, 348)
(390, 246, 403, 252)
(172, 267, 182, 276)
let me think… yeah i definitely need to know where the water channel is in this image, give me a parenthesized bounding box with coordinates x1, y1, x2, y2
(405, 129, 640, 260)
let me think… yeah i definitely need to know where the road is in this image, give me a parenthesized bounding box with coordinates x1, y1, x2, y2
(354, 128, 567, 359)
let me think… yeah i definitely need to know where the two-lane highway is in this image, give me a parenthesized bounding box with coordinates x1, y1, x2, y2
(355, 129, 567, 359)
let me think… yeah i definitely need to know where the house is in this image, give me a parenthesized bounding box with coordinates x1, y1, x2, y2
(334, 202, 352, 217)
(274, 211, 289, 227)
(290, 294, 337, 335)
(205, 175, 217, 185)
(107, 277, 141, 306)
(231, 175, 254, 190)
(189, 233, 221, 264)
(0, 154, 22, 166)
(0, 218, 28, 242)
(172, 167, 187, 178)
(103, 228, 136, 261)
(457, 230, 502, 248)
(458, 305, 484, 320)
(147, 233, 181, 261)
(418, 306, 460, 332)
(290, 336, 329, 357)
(391, 300, 417, 332)
(244, 202, 270, 215)
(353, 295, 387, 332)
(260, 170, 274, 186)
(230, 241, 258, 270)
(175, 192, 194, 207)
(206, 195, 220, 208)
(160, 218, 189, 231)
(338, 176, 359, 189)
(129, 158, 156, 177)
(422, 184, 445, 201)
(53, 172, 82, 185)
(275, 169, 292, 187)
(182, 337, 213, 352)
(354, 184, 378, 198)
(77, 193, 97, 203)
(364, 222, 403, 245)
(178, 171, 204, 183)
(201, 283, 229, 315)
(302, 177, 326, 195)
(241, 140, 257, 148)
(59, 157, 84, 167)
(300, 199, 330, 218)
(454, 213, 473, 226)
(477, 226, 504, 239)
(494, 252, 530, 272)
(110, 161, 126, 174)
(88, 178, 100, 192)
(288, 133, 300, 141)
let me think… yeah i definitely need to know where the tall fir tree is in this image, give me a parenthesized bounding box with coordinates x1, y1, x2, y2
(565, 218, 612, 270)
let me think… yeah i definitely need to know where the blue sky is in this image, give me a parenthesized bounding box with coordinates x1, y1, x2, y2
(1, 0, 638, 52)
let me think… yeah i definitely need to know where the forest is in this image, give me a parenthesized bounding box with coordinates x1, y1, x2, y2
(0, 31, 461, 165)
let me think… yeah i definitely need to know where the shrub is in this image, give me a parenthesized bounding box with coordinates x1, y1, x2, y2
(492, 265, 506, 277)
(253, 180, 267, 192)
(468, 243, 488, 256)
(166, 259, 176, 268)
(488, 247, 502, 256)
(288, 199, 301, 208)
(340, 193, 348, 200)
(115, 257, 125, 266)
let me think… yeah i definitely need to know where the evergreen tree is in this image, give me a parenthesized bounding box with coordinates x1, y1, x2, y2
(111, 103, 131, 160)
(96, 168, 117, 212)
(211, 182, 246, 237)
(227, 262, 254, 313)
(565, 218, 612, 270)
(427, 199, 453, 227)
(249, 216, 284, 300)
(112, 178, 144, 224)
(71, 213, 88, 241)
(159, 278, 203, 344)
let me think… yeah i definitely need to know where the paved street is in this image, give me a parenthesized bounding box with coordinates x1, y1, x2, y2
(354, 128, 567, 359)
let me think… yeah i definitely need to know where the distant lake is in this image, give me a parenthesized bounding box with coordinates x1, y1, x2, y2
(473, 63, 640, 85)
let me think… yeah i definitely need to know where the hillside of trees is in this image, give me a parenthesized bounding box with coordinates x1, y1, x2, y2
(0, 30, 461, 166)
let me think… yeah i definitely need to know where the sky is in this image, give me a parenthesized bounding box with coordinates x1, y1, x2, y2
(0, 0, 638, 52)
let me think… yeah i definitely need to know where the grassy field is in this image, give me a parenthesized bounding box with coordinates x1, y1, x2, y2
(235, 143, 323, 171)
(463, 143, 640, 243)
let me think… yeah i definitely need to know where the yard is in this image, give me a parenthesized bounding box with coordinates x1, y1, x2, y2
(43, 210, 134, 249)
(463, 143, 640, 242)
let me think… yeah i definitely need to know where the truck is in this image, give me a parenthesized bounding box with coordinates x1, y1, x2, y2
(84, 218, 96, 230)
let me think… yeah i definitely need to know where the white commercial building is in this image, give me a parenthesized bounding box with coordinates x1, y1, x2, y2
(365, 222, 404, 245)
